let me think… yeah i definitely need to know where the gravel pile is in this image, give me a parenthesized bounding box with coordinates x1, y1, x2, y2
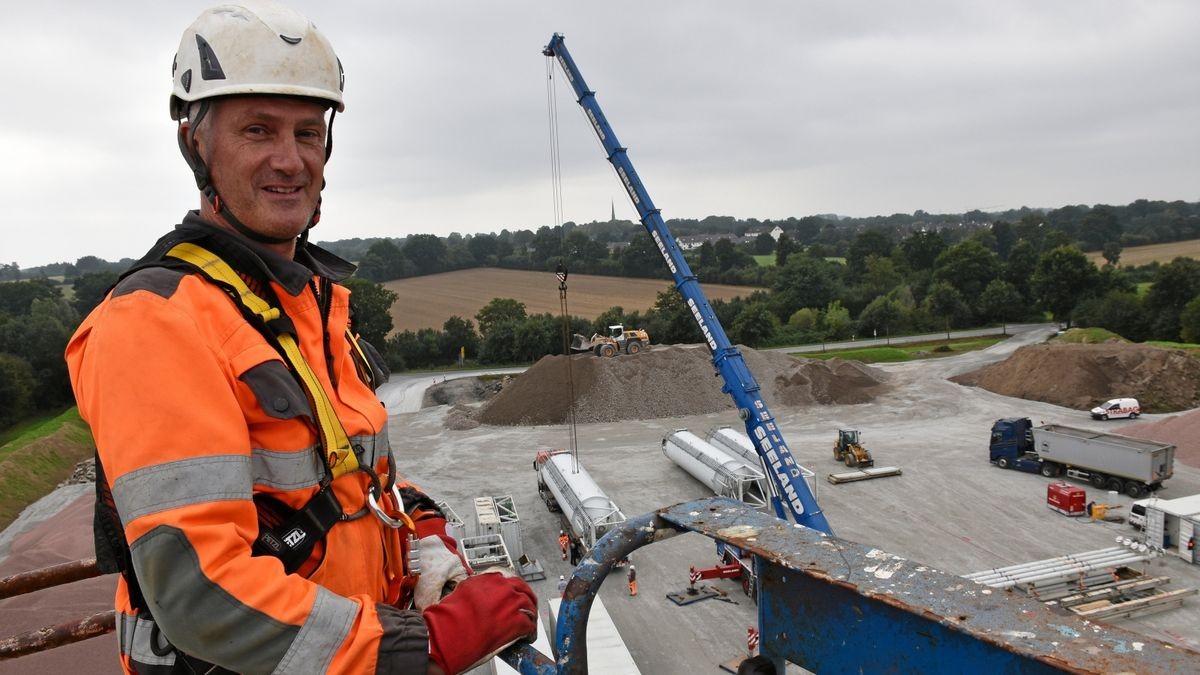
(1121, 408, 1200, 469)
(473, 345, 890, 426)
(950, 342, 1200, 413)
(443, 403, 482, 431)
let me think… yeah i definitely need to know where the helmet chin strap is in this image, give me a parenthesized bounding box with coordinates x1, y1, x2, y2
(177, 101, 336, 247)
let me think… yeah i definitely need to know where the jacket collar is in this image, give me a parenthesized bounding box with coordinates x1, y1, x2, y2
(170, 212, 356, 296)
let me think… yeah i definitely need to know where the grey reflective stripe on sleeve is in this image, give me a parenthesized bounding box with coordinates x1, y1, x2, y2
(272, 586, 357, 675)
(113, 455, 251, 526)
(131, 525, 300, 672)
(119, 611, 177, 669)
(252, 445, 324, 490)
(250, 433, 384, 490)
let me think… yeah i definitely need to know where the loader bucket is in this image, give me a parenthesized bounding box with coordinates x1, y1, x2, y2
(570, 334, 593, 351)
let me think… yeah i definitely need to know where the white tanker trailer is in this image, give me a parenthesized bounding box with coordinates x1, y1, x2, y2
(534, 449, 626, 549)
(706, 425, 818, 500)
(662, 430, 768, 508)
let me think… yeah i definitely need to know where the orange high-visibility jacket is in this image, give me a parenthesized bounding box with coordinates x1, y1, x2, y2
(67, 215, 427, 674)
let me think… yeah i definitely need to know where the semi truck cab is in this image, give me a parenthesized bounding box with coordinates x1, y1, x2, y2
(989, 418, 1043, 472)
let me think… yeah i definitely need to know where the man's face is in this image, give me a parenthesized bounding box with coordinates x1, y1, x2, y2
(194, 96, 328, 241)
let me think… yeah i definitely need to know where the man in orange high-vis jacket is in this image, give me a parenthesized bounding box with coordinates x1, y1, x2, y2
(65, 3, 535, 673)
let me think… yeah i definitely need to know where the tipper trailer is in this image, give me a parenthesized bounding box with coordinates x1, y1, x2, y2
(989, 418, 1174, 497)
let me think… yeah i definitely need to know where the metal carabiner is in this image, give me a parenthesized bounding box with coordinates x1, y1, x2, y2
(367, 481, 415, 531)
(367, 487, 410, 529)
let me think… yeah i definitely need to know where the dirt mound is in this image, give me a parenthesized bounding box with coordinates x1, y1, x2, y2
(1121, 409, 1200, 469)
(444, 403, 482, 431)
(950, 343, 1200, 413)
(474, 345, 891, 426)
(423, 377, 503, 408)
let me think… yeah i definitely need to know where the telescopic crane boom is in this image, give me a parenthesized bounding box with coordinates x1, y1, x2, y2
(543, 34, 830, 534)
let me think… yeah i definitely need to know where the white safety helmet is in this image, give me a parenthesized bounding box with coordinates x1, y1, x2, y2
(170, 0, 345, 120)
(169, 0, 344, 243)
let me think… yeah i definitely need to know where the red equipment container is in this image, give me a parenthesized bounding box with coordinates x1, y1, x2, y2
(1047, 482, 1087, 516)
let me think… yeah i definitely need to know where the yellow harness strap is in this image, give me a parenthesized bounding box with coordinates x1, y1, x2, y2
(166, 242, 360, 479)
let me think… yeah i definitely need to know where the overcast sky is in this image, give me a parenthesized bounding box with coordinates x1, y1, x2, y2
(4, 1, 1198, 269)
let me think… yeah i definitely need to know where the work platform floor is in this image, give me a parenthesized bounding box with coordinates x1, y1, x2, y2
(388, 324, 1200, 672)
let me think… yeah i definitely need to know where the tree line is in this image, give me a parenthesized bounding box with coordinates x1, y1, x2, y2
(0, 272, 117, 429)
(3, 197, 1199, 433)
(302, 200, 1200, 290)
(365, 221, 1200, 371)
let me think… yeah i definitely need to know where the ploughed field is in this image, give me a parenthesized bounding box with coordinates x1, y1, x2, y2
(381, 267, 761, 332)
(1085, 237, 1200, 267)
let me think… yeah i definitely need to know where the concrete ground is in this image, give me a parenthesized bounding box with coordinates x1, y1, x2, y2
(383, 324, 1200, 672)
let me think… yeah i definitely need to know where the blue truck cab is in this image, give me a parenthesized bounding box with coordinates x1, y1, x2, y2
(990, 418, 1044, 472)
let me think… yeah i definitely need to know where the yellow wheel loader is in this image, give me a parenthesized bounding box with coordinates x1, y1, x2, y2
(832, 429, 875, 469)
(570, 324, 649, 357)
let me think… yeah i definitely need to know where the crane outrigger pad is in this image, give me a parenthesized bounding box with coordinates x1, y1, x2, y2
(666, 586, 723, 606)
(826, 466, 903, 484)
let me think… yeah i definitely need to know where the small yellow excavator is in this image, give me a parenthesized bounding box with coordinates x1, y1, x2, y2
(570, 324, 649, 357)
(832, 429, 875, 469)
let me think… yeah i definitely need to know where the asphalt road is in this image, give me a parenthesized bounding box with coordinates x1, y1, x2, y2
(386, 323, 1200, 672)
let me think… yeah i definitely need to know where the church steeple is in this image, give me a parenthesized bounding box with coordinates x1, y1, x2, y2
(610, 200, 616, 223)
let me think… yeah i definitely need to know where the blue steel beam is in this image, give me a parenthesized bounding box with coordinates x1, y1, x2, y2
(543, 33, 829, 534)
(658, 498, 1200, 673)
(504, 497, 1200, 672)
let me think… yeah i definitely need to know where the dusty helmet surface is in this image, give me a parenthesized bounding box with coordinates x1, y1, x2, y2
(170, 0, 344, 119)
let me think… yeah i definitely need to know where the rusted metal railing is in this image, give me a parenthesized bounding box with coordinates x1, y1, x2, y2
(0, 557, 117, 660)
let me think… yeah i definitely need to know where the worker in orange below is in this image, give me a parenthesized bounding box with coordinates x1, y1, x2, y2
(628, 564, 638, 596)
(559, 529, 570, 560)
(65, 2, 536, 673)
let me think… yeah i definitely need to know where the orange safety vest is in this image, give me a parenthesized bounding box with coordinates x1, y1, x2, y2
(68, 224, 421, 673)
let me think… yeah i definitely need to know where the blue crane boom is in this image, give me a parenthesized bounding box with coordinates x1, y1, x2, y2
(543, 34, 831, 534)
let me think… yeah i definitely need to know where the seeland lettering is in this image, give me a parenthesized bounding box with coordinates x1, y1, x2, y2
(557, 55, 574, 83)
(651, 231, 678, 274)
(586, 109, 606, 142)
(754, 426, 805, 515)
(686, 298, 718, 351)
(617, 167, 640, 205)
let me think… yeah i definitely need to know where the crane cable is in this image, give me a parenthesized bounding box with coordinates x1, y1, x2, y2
(546, 55, 581, 473)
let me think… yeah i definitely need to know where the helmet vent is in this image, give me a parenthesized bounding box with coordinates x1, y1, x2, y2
(181, 69, 192, 94)
(279, 34, 302, 45)
(194, 34, 226, 81)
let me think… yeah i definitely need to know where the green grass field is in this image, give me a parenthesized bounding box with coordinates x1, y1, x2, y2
(794, 336, 1005, 363)
(0, 408, 94, 530)
(752, 254, 775, 267)
(1144, 340, 1200, 354)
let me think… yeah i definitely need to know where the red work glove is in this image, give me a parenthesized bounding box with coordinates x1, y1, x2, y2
(424, 572, 538, 674)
